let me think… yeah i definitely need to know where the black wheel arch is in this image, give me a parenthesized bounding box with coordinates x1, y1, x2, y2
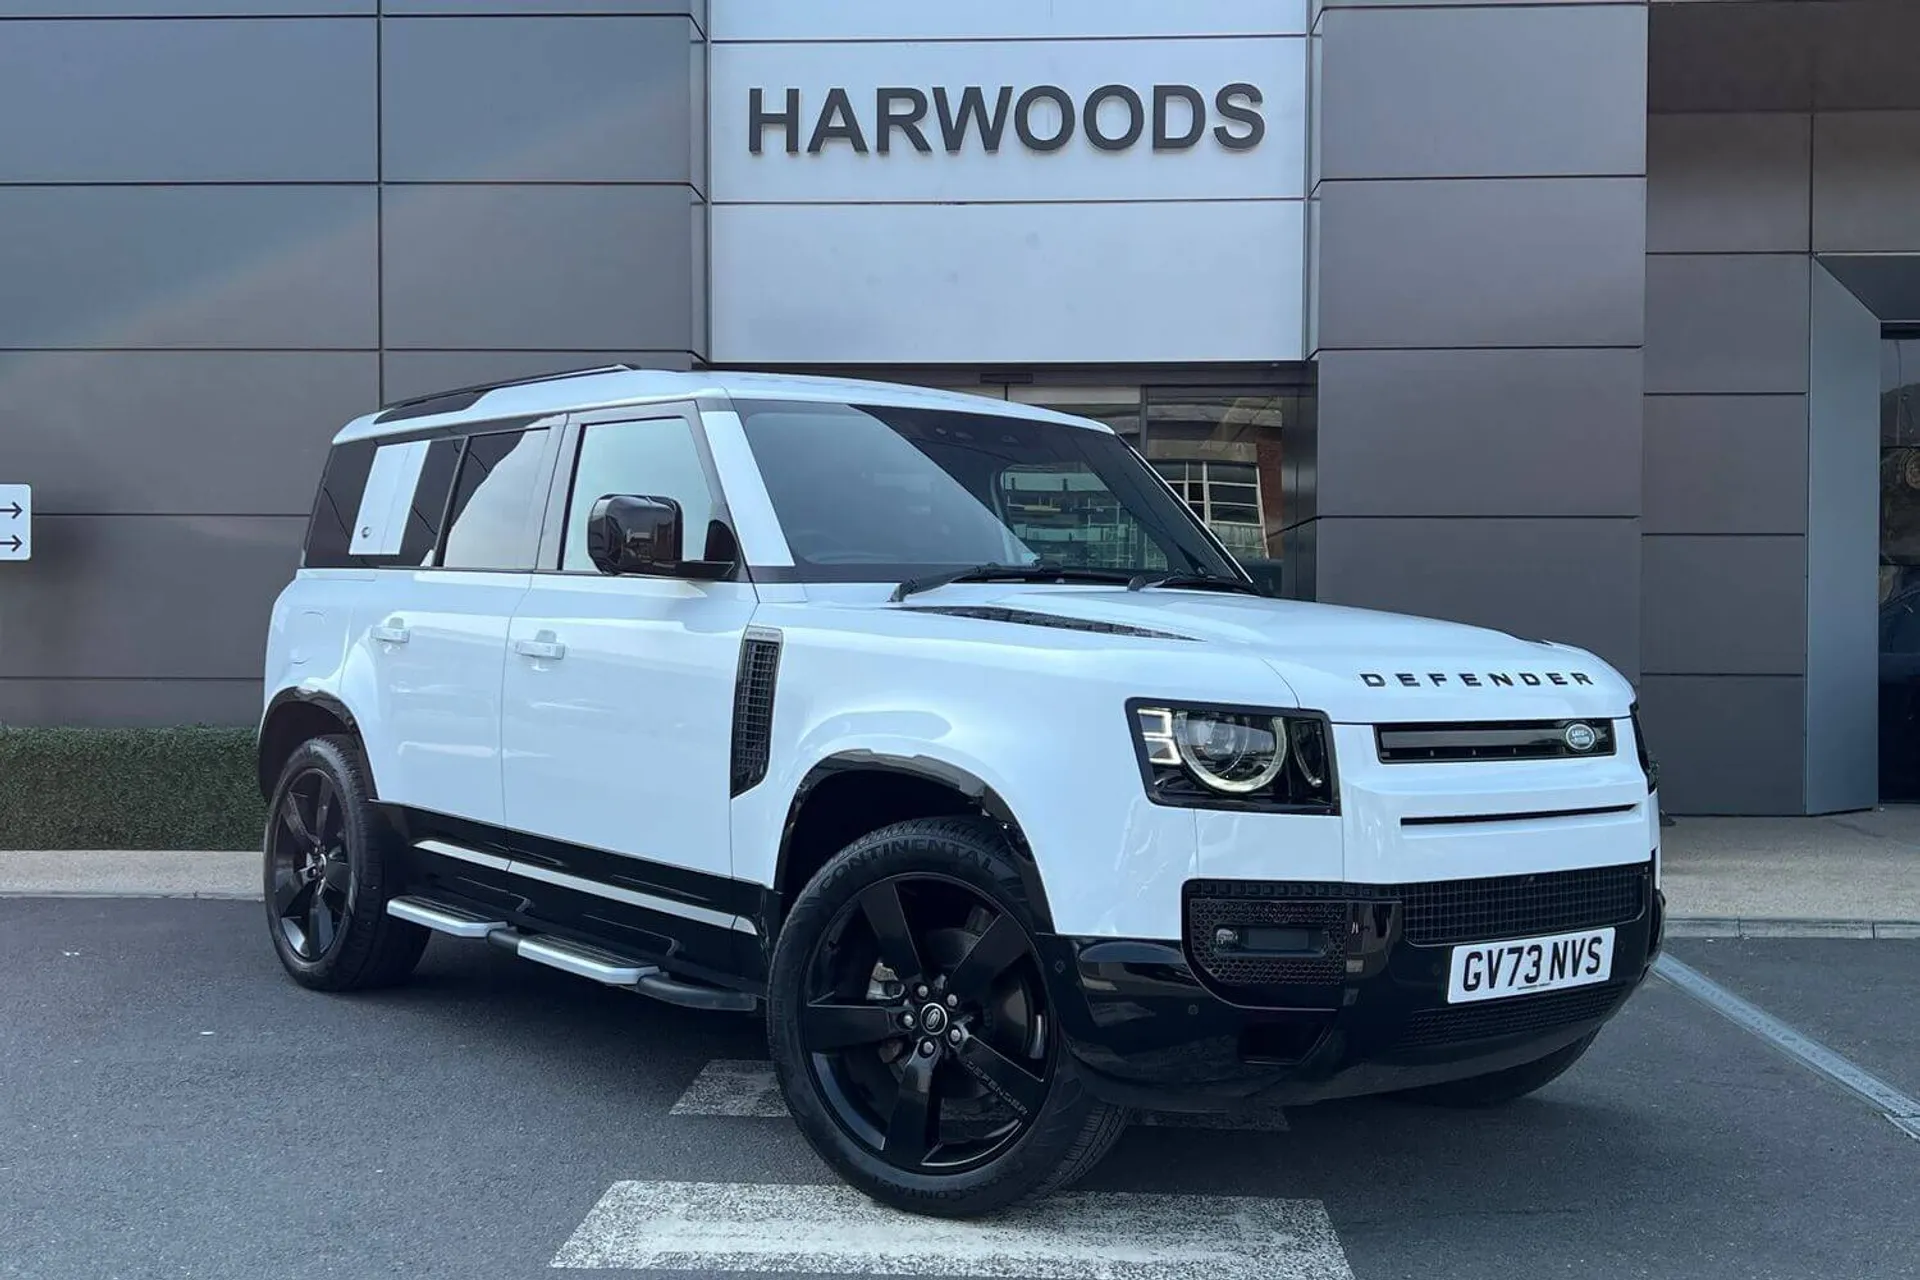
(767, 751, 1056, 941)
(258, 689, 364, 799)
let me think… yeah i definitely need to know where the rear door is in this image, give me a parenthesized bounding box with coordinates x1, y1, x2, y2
(345, 420, 559, 827)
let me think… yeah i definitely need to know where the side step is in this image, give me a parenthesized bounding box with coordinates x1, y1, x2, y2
(385, 895, 758, 1013)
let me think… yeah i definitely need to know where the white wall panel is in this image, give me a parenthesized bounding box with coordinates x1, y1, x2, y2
(711, 37, 1305, 203)
(709, 0, 1308, 41)
(711, 201, 1304, 365)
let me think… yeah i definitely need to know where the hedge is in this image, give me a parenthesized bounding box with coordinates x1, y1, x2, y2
(0, 726, 264, 851)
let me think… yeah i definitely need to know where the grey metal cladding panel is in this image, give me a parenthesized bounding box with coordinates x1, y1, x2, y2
(0, 517, 302, 680)
(384, 0, 700, 13)
(0, 19, 374, 183)
(1647, 2, 1814, 114)
(1812, 112, 1920, 253)
(1318, 4, 1645, 180)
(1646, 113, 1810, 254)
(1636, 675, 1806, 815)
(381, 185, 696, 350)
(0, 679, 261, 729)
(381, 17, 695, 183)
(0, 352, 378, 516)
(1315, 178, 1646, 350)
(381, 350, 695, 404)
(1642, 535, 1808, 676)
(1643, 395, 1809, 535)
(0, 3, 372, 13)
(1314, 517, 1641, 678)
(0, 186, 378, 349)
(1316, 348, 1641, 518)
(1644, 254, 1809, 394)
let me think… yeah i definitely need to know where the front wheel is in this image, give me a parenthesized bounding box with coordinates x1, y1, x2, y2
(767, 817, 1126, 1218)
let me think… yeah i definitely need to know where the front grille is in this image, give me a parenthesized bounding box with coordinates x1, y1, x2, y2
(1186, 897, 1348, 987)
(1376, 719, 1617, 763)
(1396, 984, 1626, 1049)
(1400, 863, 1648, 946)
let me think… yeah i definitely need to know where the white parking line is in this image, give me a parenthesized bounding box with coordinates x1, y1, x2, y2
(551, 1180, 1353, 1277)
(669, 1060, 1289, 1131)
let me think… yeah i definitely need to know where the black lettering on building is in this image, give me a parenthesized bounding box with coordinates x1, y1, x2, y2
(1153, 84, 1206, 150)
(749, 87, 801, 155)
(1014, 85, 1075, 151)
(1083, 83, 1144, 151)
(933, 86, 1013, 153)
(807, 87, 868, 154)
(1212, 83, 1265, 150)
(875, 87, 931, 154)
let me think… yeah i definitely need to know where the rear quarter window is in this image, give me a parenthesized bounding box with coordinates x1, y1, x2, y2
(303, 436, 459, 569)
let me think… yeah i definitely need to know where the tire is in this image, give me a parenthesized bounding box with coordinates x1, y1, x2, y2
(262, 734, 428, 992)
(768, 816, 1126, 1218)
(1397, 1030, 1598, 1108)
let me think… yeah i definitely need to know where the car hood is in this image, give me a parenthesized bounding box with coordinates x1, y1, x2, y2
(913, 585, 1634, 724)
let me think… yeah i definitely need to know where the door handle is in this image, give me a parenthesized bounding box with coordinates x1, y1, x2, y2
(370, 622, 410, 645)
(514, 633, 566, 661)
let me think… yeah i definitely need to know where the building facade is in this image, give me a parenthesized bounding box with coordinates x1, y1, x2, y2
(3, 0, 1918, 816)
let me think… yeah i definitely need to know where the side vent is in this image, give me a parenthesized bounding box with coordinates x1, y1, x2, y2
(730, 626, 783, 796)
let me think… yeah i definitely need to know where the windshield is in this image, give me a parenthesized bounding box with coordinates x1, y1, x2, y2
(733, 399, 1241, 582)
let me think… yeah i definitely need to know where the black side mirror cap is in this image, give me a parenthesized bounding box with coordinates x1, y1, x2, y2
(586, 494, 734, 580)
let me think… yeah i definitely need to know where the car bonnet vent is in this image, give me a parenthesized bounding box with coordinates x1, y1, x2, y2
(905, 605, 1193, 641)
(730, 627, 783, 796)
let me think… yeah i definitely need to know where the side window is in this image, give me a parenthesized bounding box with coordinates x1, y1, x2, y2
(561, 417, 720, 572)
(347, 436, 460, 567)
(439, 427, 551, 571)
(305, 439, 375, 569)
(307, 436, 457, 568)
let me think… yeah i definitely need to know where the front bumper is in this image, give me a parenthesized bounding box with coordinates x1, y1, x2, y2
(1037, 861, 1664, 1110)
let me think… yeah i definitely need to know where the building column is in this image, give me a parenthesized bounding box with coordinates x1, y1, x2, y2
(1305, 1, 1649, 682)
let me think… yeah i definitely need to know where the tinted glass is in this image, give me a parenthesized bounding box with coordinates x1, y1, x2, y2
(439, 427, 551, 570)
(562, 416, 719, 572)
(735, 400, 1237, 581)
(304, 439, 375, 569)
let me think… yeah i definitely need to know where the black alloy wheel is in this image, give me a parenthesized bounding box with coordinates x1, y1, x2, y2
(800, 873, 1052, 1175)
(269, 767, 353, 961)
(262, 734, 428, 992)
(768, 816, 1126, 1217)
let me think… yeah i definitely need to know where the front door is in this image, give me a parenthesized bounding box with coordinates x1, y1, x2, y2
(500, 407, 758, 896)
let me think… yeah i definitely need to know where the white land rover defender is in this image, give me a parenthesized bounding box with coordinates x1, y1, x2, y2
(259, 367, 1664, 1217)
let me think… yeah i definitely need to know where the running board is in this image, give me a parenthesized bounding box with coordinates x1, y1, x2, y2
(384, 895, 758, 1013)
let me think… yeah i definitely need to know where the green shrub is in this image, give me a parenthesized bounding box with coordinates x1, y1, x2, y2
(0, 726, 264, 850)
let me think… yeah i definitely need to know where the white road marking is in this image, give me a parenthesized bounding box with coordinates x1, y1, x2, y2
(551, 1180, 1352, 1278)
(1655, 953, 1920, 1141)
(670, 1060, 1288, 1131)
(668, 1059, 792, 1118)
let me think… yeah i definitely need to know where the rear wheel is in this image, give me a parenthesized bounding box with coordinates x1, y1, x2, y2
(768, 817, 1125, 1218)
(1398, 1030, 1599, 1107)
(263, 735, 428, 992)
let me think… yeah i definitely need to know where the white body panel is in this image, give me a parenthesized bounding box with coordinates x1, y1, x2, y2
(263, 369, 1657, 953)
(501, 574, 756, 882)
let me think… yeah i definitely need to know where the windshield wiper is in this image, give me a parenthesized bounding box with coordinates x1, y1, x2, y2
(1125, 569, 1264, 597)
(890, 562, 1136, 603)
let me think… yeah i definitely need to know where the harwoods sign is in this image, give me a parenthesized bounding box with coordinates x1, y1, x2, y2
(748, 83, 1266, 155)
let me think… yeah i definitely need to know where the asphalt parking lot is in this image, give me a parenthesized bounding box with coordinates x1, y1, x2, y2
(2, 898, 1915, 1280)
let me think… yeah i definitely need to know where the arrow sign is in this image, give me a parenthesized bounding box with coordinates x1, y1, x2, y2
(0, 484, 30, 561)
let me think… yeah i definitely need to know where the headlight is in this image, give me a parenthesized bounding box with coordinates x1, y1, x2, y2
(1130, 700, 1338, 812)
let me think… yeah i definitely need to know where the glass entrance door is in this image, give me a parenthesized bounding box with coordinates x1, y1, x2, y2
(1880, 338, 1920, 800)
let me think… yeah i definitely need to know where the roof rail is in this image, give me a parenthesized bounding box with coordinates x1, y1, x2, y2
(372, 363, 641, 424)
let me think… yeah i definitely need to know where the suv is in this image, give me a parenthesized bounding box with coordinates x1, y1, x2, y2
(258, 366, 1664, 1218)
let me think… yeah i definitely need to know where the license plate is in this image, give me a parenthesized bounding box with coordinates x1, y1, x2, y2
(1446, 927, 1615, 1004)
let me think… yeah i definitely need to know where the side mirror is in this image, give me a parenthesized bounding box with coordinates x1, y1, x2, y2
(587, 494, 682, 576)
(586, 494, 736, 580)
